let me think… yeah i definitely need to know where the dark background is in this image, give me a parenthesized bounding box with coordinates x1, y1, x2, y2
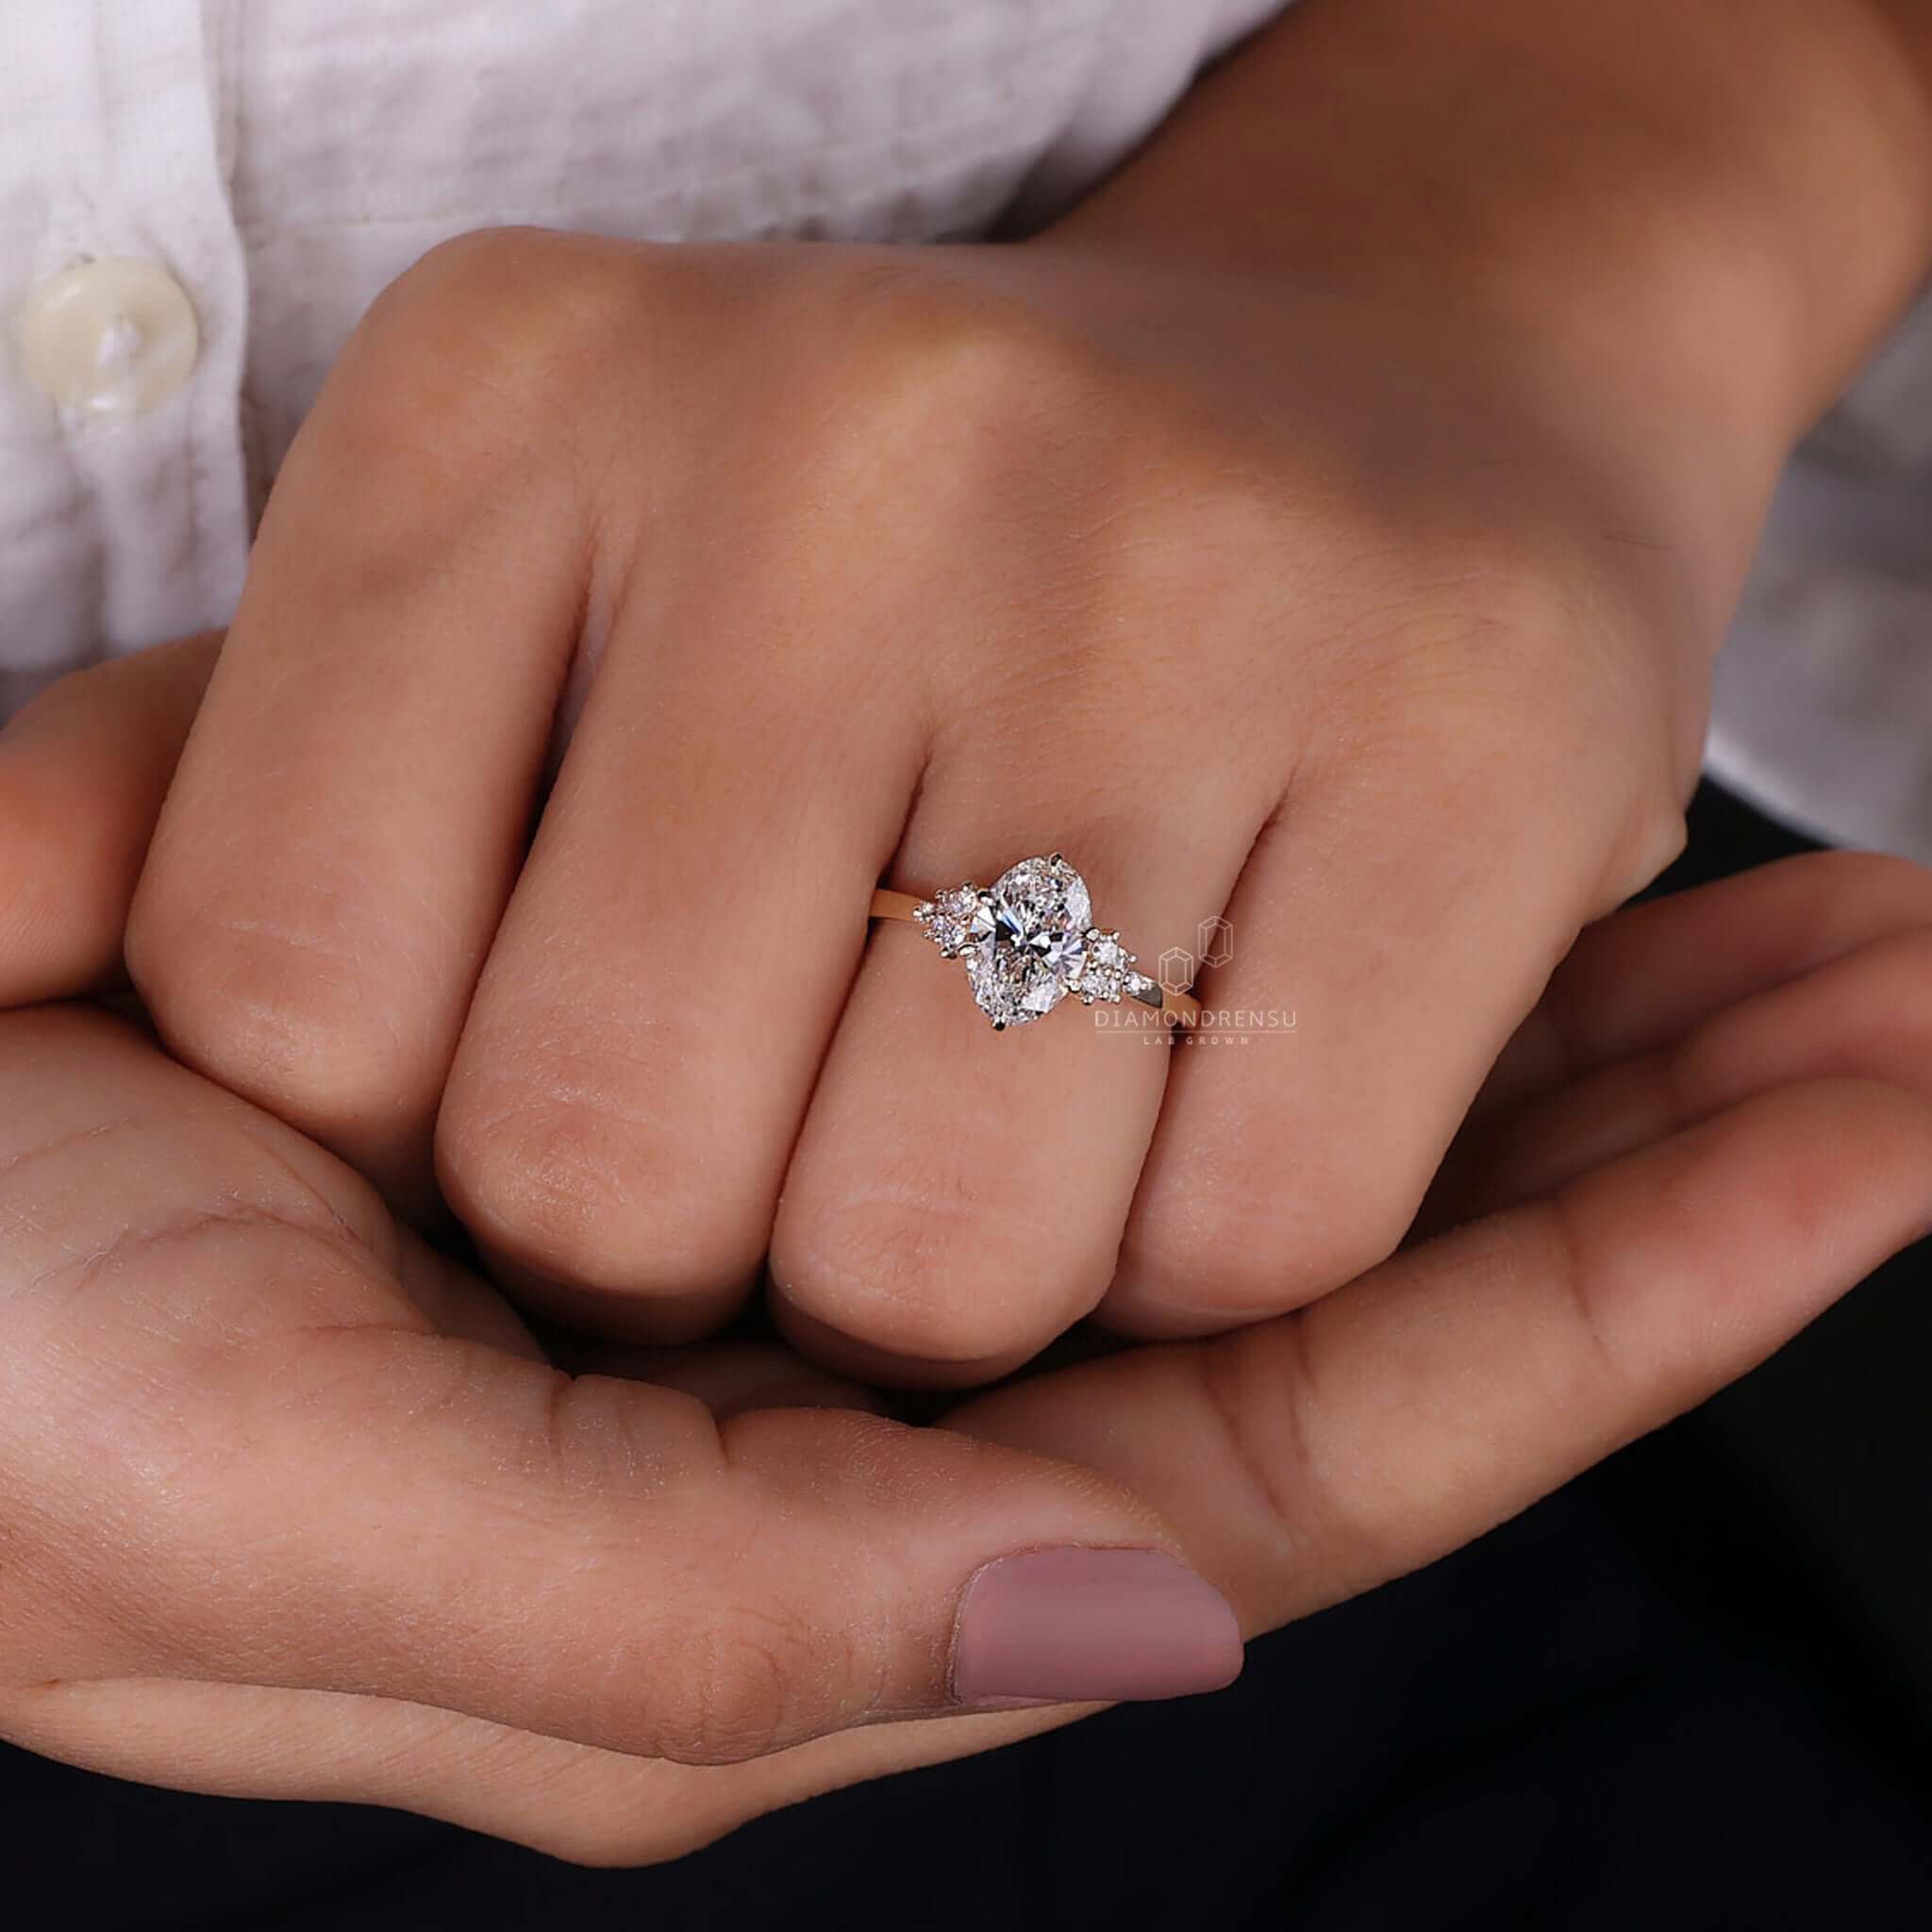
(8, 782, 1929, 1929)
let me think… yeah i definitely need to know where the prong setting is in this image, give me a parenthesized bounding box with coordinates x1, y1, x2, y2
(1074, 928, 1135, 1004)
(911, 884, 984, 958)
(909, 856, 1171, 1031)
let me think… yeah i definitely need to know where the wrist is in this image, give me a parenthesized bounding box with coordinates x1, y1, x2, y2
(1044, 1, 1932, 492)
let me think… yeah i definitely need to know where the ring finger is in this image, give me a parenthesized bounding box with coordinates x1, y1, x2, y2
(769, 718, 1269, 1385)
(436, 578, 926, 1342)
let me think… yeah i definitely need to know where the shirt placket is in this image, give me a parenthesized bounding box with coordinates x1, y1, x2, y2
(3, 0, 249, 680)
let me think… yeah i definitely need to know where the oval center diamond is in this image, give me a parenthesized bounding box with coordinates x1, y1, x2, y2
(965, 856, 1091, 1028)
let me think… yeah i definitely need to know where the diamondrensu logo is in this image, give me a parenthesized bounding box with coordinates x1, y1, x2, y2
(1158, 916, 1235, 995)
(1158, 946, 1194, 996)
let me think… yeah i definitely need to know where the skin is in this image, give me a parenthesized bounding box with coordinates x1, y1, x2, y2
(0, 231, 1763, 1384)
(0, 854, 1928, 1860)
(127, 226, 1700, 1378)
(0, 0, 1930, 1864)
(28, 3, 1929, 1387)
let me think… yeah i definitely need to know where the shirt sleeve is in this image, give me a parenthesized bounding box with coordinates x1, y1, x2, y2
(1707, 284, 1932, 861)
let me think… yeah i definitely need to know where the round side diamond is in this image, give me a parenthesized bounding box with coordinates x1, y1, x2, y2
(1075, 928, 1134, 1003)
(913, 884, 982, 958)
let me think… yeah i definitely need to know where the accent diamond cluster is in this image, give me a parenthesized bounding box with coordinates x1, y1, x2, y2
(912, 854, 1147, 1030)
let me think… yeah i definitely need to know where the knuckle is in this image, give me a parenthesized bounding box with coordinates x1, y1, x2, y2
(311, 227, 639, 506)
(785, 259, 1106, 517)
(775, 1185, 1102, 1364)
(645, 1607, 820, 1766)
(1191, 1293, 1442, 1587)
(830, 256, 1091, 408)
(1130, 1147, 1419, 1320)
(125, 883, 421, 1129)
(362, 225, 626, 384)
(1306, 538, 1692, 909)
(438, 1039, 729, 1294)
(437, 1072, 641, 1291)
(1316, 528, 1633, 747)
(1192, 1321, 1330, 1556)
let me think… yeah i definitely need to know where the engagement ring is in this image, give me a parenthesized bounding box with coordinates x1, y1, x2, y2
(870, 854, 1202, 1031)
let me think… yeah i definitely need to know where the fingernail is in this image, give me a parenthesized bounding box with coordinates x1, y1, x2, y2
(951, 1547, 1243, 1706)
(712, 1380, 891, 1420)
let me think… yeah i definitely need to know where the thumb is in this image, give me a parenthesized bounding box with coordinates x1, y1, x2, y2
(0, 634, 216, 1005)
(8, 998, 1240, 1757)
(137, 1330, 1243, 1760)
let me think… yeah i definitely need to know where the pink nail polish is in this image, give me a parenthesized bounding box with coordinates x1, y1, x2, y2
(951, 1547, 1244, 1706)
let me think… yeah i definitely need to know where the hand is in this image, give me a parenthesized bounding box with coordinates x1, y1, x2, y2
(0, 1000, 1244, 1850)
(3, 833, 1928, 1860)
(14, 215, 1761, 1385)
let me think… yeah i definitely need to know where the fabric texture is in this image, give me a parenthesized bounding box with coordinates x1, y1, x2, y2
(0, 0, 1277, 710)
(0, 0, 1926, 858)
(1708, 291, 1932, 862)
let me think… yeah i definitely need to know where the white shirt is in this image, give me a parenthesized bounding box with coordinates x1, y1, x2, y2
(1714, 295, 1932, 861)
(0, 0, 1280, 712)
(3, 0, 1927, 861)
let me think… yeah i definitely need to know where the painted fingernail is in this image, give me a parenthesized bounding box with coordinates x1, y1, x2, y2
(951, 1547, 1243, 1706)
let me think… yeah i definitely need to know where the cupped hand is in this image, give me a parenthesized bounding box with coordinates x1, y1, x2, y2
(7, 215, 1759, 1383)
(2, 852, 1927, 1861)
(0, 1001, 1241, 1801)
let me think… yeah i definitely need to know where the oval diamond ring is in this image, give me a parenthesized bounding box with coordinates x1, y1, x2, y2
(869, 854, 1202, 1031)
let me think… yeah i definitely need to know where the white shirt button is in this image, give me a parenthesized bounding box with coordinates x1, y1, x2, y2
(16, 258, 199, 423)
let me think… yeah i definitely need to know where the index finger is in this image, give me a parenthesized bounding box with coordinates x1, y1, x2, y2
(125, 235, 601, 1211)
(956, 1073, 1932, 1634)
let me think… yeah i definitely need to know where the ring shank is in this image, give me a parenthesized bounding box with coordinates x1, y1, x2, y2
(869, 885, 1203, 1027)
